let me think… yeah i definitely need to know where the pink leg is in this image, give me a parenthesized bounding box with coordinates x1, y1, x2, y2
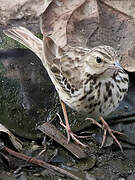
(99, 116, 125, 152)
(59, 100, 87, 147)
(87, 116, 126, 152)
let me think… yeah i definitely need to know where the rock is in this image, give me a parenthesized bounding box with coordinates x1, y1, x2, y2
(0, 48, 56, 140)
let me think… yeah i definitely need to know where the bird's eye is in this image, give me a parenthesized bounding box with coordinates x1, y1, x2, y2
(96, 57, 102, 63)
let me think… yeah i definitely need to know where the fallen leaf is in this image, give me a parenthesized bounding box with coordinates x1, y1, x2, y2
(119, 19, 135, 72)
(104, 0, 135, 18)
(67, 0, 130, 48)
(0, 123, 23, 151)
(41, 0, 86, 47)
(0, 0, 48, 25)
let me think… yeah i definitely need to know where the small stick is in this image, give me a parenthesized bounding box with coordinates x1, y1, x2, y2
(38, 122, 88, 159)
(1, 146, 82, 180)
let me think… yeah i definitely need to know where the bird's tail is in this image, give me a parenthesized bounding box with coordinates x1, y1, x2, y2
(4, 26, 43, 60)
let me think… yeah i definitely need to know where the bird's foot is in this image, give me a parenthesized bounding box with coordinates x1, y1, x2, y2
(57, 113, 87, 147)
(86, 116, 126, 152)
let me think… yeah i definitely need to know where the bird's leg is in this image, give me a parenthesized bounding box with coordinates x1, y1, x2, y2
(99, 116, 125, 152)
(87, 116, 126, 151)
(59, 100, 87, 147)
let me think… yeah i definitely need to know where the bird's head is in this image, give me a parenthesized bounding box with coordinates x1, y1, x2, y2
(84, 46, 123, 75)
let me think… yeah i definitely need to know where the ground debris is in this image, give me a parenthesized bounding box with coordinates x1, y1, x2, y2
(0, 145, 82, 180)
(38, 122, 89, 159)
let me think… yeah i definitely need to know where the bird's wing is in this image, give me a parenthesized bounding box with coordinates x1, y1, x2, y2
(43, 36, 89, 96)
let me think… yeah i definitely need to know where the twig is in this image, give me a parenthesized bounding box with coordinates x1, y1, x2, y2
(38, 122, 88, 159)
(1, 146, 82, 180)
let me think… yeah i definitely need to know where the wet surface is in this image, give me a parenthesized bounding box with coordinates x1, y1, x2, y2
(0, 48, 56, 139)
(0, 48, 135, 180)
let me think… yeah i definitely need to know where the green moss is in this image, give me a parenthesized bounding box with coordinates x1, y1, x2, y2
(36, 33, 43, 40)
(0, 74, 41, 139)
(0, 32, 26, 49)
(0, 31, 43, 49)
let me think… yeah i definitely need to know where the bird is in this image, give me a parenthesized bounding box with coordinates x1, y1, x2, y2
(4, 26, 129, 151)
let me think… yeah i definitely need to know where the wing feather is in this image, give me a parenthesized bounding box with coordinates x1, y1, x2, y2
(44, 39, 89, 96)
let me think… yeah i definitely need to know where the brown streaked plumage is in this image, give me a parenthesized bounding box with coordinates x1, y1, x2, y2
(4, 26, 129, 151)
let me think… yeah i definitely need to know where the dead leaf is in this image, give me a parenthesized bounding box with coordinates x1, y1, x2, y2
(66, 0, 98, 47)
(0, 123, 23, 151)
(104, 0, 135, 18)
(66, 0, 130, 48)
(119, 19, 135, 72)
(0, 0, 48, 25)
(41, 0, 86, 47)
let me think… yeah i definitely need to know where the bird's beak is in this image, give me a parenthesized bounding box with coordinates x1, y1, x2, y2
(114, 61, 123, 70)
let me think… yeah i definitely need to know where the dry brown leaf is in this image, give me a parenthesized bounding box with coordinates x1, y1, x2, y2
(66, 0, 98, 47)
(0, 0, 48, 25)
(41, 0, 86, 47)
(66, 0, 131, 48)
(119, 19, 135, 72)
(0, 123, 23, 151)
(41, 0, 135, 72)
(104, 0, 135, 18)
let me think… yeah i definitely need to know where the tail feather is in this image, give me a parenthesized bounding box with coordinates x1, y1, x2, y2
(3, 26, 43, 60)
